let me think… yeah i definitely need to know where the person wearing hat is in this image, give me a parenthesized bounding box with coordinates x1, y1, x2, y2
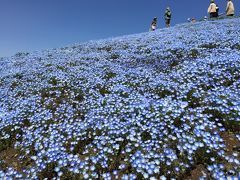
(164, 7, 172, 28)
(150, 17, 158, 31)
(208, 0, 217, 18)
(226, 0, 235, 16)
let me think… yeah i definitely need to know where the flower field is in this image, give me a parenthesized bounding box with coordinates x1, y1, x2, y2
(0, 18, 240, 179)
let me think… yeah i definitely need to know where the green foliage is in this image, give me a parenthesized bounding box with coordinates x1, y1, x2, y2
(37, 162, 58, 179)
(173, 118, 183, 128)
(170, 60, 180, 68)
(144, 48, 152, 54)
(185, 89, 201, 108)
(13, 73, 24, 80)
(22, 119, 31, 127)
(203, 108, 239, 132)
(231, 44, 240, 50)
(223, 120, 240, 133)
(156, 88, 175, 99)
(74, 91, 85, 102)
(45, 64, 52, 67)
(193, 148, 219, 165)
(10, 81, 20, 90)
(72, 138, 94, 155)
(120, 91, 129, 98)
(199, 43, 219, 49)
(168, 49, 184, 59)
(123, 44, 129, 50)
(48, 77, 58, 86)
(56, 65, 66, 71)
(141, 131, 152, 141)
(189, 49, 199, 58)
(95, 84, 111, 96)
(97, 46, 112, 52)
(206, 109, 226, 120)
(0, 126, 23, 152)
(110, 53, 120, 60)
(15, 52, 29, 57)
(104, 71, 117, 80)
(61, 169, 82, 180)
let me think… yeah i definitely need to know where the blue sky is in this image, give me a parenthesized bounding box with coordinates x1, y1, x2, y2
(0, 0, 239, 57)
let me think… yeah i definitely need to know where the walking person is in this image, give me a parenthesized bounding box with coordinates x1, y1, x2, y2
(150, 17, 158, 31)
(208, 0, 217, 18)
(165, 7, 172, 28)
(226, 0, 234, 16)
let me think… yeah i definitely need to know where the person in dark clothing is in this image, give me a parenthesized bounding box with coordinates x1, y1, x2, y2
(150, 17, 158, 31)
(216, 4, 219, 17)
(165, 7, 172, 28)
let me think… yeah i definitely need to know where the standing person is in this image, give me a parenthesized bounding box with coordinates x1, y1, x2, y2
(150, 17, 158, 31)
(191, 18, 196, 23)
(226, 0, 235, 16)
(165, 7, 172, 28)
(208, 0, 217, 18)
(216, 4, 219, 17)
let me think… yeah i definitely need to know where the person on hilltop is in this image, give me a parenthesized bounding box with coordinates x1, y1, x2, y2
(165, 7, 172, 28)
(187, 18, 196, 23)
(226, 0, 235, 16)
(216, 4, 219, 17)
(150, 17, 158, 31)
(208, 0, 217, 18)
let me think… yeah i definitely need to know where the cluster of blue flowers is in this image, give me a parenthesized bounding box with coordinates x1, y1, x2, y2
(0, 18, 240, 179)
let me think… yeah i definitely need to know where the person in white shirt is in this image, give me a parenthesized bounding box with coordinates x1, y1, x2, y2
(226, 0, 235, 16)
(208, 0, 217, 18)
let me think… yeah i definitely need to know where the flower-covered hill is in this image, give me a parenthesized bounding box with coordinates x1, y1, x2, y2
(0, 18, 240, 179)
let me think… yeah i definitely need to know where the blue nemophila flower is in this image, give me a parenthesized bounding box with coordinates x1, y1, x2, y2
(0, 18, 240, 179)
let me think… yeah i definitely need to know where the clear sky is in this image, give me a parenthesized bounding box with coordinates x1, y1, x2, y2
(0, 0, 239, 57)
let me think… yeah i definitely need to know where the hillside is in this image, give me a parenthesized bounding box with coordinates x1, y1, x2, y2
(0, 18, 240, 179)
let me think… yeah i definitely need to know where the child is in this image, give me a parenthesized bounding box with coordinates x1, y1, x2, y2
(150, 17, 158, 31)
